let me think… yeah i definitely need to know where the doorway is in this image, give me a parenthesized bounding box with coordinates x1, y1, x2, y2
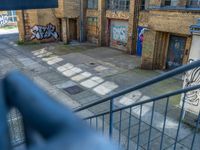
(69, 18, 77, 41)
(166, 35, 186, 70)
(109, 19, 128, 51)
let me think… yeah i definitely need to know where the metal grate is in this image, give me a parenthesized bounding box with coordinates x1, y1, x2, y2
(63, 85, 84, 95)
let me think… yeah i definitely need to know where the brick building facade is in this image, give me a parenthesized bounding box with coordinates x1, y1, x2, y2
(17, 0, 80, 43)
(84, 0, 200, 70)
(16, 0, 200, 70)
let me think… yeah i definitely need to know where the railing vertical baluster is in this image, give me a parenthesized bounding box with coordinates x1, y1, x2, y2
(160, 97, 169, 150)
(191, 112, 200, 150)
(174, 93, 186, 150)
(118, 110, 122, 147)
(90, 118, 92, 127)
(109, 99, 114, 138)
(137, 105, 143, 150)
(96, 117, 98, 131)
(147, 101, 155, 150)
(127, 108, 132, 150)
(102, 115, 105, 134)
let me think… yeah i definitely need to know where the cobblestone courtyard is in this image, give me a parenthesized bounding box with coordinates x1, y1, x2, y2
(0, 31, 199, 150)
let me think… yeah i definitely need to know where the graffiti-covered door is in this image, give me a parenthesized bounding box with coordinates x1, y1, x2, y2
(166, 35, 186, 69)
(69, 19, 77, 41)
(110, 20, 128, 51)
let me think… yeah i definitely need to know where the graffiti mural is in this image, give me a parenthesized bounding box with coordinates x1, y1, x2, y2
(184, 59, 200, 106)
(30, 23, 59, 40)
(112, 25, 128, 43)
(0, 14, 9, 27)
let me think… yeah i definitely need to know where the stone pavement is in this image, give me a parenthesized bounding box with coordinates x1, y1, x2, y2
(0, 32, 199, 150)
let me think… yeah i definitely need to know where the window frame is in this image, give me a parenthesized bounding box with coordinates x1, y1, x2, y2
(87, 0, 98, 9)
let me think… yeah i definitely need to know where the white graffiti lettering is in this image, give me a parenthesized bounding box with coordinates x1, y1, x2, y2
(184, 59, 200, 107)
(30, 23, 59, 40)
(0, 14, 9, 27)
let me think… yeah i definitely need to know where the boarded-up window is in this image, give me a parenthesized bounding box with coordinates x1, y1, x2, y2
(187, 0, 200, 7)
(87, 17, 98, 44)
(87, 17, 98, 36)
(163, 0, 178, 6)
(88, 0, 98, 9)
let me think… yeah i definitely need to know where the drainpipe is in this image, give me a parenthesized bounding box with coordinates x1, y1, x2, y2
(21, 10, 26, 41)
(80, 0, 83, 42)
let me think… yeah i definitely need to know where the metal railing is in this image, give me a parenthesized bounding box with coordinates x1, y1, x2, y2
(9, 61, 200, 149)
(75, 60, 200, 150)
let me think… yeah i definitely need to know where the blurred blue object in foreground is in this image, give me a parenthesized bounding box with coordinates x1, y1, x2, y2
(0, 71, 116, 150)
(0, 0, 58, 10)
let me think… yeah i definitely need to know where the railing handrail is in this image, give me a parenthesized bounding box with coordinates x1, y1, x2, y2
(83, 84, 200, 120)
(75, 60, 200, 112)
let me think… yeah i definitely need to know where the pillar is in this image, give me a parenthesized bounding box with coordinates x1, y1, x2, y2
(61, 18, 68, 43)
(127, 0, 139, 55)
(141, 29, 156, 69)
(98, 0, 106, 46)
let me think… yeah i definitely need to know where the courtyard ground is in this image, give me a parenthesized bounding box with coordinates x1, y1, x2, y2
(0, 30, 199, 150)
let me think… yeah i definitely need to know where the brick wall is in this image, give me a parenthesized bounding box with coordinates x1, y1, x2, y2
(17, 0, 81, 43)
(140, 10, 200, 35)
(17, 9, 60, 43)
(55, 0, 80, 18)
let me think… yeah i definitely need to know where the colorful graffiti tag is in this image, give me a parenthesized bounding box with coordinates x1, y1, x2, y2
(30, 23, 59, 40)
(0, 14, 9, 27)
(112, 25, 128, 43)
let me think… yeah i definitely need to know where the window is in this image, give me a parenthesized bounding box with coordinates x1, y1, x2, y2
(140, 0, 145, 10)
(106, 0, 130, 11)
(87, 17, 98, 36)
(88, 0, 98, 9)
(164, 0, 171, 6)
(187, 0, 200, 7)
(6, 11, 17, 22)
(87, 17, 98, 26)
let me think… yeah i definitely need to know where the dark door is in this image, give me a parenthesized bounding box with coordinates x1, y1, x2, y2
(166, 35, 186, 70)
(69, 19, 77, 41)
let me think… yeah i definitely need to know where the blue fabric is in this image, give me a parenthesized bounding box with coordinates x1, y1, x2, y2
(136, 26, 144, 57)
(0, 0, 58, 10)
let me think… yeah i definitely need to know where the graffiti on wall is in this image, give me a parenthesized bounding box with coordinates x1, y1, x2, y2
(184, 59, 200, 107)
(0, 14, 9, 27)
(30, 23, 59, 40)
(112, 25, 128, 43)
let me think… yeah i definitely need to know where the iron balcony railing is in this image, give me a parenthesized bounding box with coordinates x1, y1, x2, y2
(10, 60, 200, 149)
(75, 60, 200, 150)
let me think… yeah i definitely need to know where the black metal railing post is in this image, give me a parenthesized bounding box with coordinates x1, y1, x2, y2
(174, 93, 186, 149)
(191, 112, 200, 150)
(109, 99, 114, 138)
